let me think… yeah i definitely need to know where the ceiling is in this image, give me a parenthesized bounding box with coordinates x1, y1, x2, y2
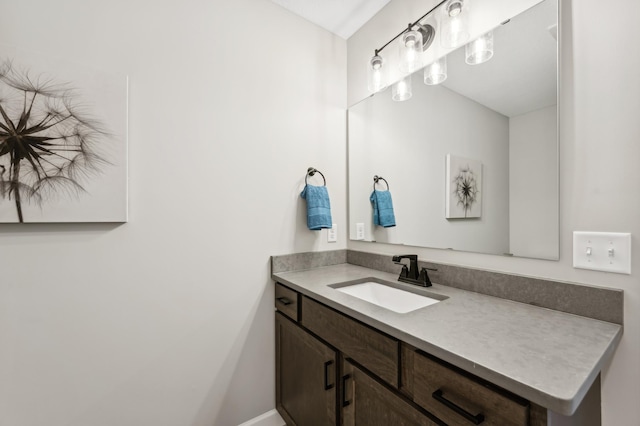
(270, 0, 390, 39)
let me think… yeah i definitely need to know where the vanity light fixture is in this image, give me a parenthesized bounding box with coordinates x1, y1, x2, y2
(392, 75, 412, 101)
(465, 31, 494, 65)
(440, 0, 470, 49)
(424, 56, 447, 85)
(367, 52, 386, 93)
(366, 0, 445, 95)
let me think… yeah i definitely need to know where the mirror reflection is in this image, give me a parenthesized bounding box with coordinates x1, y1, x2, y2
(348, 0, 559, 260)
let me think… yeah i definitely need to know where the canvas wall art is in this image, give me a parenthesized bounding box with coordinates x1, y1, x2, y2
(445, 154, 482, 219)
(0, 46, 128, 223)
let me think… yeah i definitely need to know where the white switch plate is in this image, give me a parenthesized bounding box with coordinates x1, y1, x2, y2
(356, 223, 365, 240)
(327, 224, 337, 243)
(573, 232, 631, 274)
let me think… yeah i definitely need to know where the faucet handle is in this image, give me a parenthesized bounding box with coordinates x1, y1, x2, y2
(418, 267, 435, 287)
(399, 265, 409, 279)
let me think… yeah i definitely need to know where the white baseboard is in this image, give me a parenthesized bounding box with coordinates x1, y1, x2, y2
(238, 409, 285, 426)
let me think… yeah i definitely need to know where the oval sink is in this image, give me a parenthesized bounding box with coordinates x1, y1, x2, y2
(334, 281, 442, 314)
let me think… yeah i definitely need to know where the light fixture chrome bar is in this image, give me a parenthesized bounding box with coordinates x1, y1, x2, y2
(372, 0, 448, 57)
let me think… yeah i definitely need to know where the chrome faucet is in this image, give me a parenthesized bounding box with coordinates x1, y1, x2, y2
(392, 254, 436, 287)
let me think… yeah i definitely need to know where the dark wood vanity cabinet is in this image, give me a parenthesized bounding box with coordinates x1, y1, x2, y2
(275, 283, 546, 426)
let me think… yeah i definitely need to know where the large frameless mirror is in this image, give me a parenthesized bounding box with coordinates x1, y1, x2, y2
(348, 0, 559, 259)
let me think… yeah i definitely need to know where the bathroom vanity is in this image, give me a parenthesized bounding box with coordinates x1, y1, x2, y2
(272, 253, 622, 426)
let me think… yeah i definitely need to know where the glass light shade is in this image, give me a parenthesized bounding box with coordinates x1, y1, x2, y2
(465, 31, 494, 65)
(398, 30, 423, 73)
(440, 0, 469, 49)
(424, 57, 447, 85)
(446, 0, 464, 17)
(392, 76, 412, 102)
(367, 54, 387, 93)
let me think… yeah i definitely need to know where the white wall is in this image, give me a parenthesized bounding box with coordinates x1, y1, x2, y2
(349, 83, 510, 254)
(0, 1, 346, 425)
(509, 105, 559, 259)
(348, 0, 640, 424)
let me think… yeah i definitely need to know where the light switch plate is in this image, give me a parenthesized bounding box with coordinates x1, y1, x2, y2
(573, 232, 631, 274)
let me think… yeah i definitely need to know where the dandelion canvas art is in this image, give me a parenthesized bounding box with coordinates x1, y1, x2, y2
(0, 48, 127, 223)
(445, 154, 482, 219)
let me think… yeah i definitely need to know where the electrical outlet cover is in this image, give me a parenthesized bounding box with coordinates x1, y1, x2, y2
(328, 224, 337, 243)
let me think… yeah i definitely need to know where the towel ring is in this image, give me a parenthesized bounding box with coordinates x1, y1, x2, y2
(373, 175, 389, 191)
(306, 167, 326, 186)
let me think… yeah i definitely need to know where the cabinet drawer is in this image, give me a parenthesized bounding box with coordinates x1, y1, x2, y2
(301, 296, 399, 387)
(413, 351, 529, 426)
(275, 283, 299, 321)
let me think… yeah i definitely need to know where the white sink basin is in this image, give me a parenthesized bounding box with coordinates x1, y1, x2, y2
(335, 281, 441, 314)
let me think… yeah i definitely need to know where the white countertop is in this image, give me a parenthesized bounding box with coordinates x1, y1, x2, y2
(273, 263, 622, 416)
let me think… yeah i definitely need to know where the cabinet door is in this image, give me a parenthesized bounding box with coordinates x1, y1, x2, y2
(342, 360, 439, 426)
(276, 312, 337, 426)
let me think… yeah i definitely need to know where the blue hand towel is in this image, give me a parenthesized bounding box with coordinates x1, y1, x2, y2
(370, 190, 396, 228)
(300, 184, 333, 231)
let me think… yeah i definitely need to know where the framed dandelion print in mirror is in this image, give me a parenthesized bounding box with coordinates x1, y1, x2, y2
(445, 154, 482, 219)
(0, 46, 128, 223)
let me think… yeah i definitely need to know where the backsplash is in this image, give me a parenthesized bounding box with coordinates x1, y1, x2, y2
(271, 249, 347, 274)
(272, 249, 623, 325)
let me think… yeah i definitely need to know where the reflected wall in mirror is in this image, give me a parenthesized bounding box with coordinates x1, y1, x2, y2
(348, 0, 559, 260)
